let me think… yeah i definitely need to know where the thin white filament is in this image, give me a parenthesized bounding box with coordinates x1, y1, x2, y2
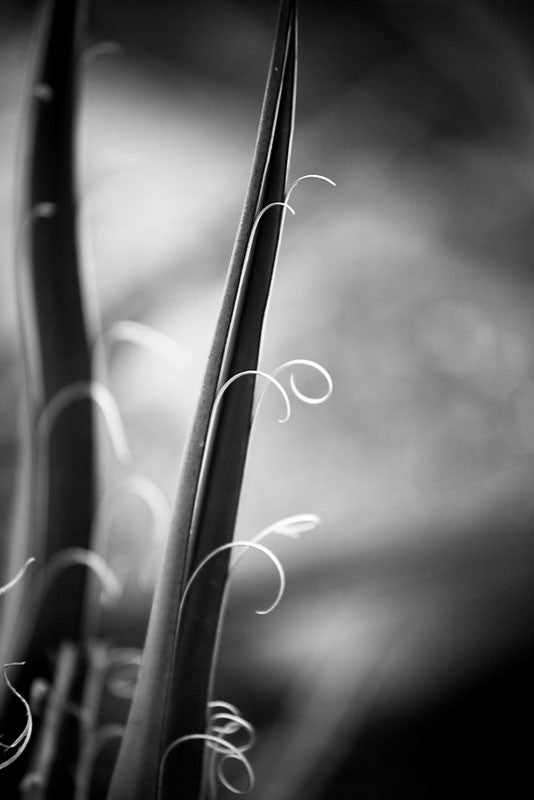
(0, 664, 33, 770)
(209, 713, 255, 752)
(206, 708, 255, 799)
(207, 702, 244, 799)
(208, 700, 240, 716)
(213, 199, 295, 436)
(99, 321, 192, 371)
(159, 734, 254, 797)
(81, 41, 123, 67)
(271, 359, 333, 405)
(257, 513, 321, 539)
(253, 360, 332, 422)
(216, 749, 255, 796)
(40, 548, 122, 605)
(182, 541, 285, 616)
(38, 381, 131, 464)
(284, 173, 336, 205)
(207, 704, 249, 748)
(241, 201, 295, 279)
(0, 558, 35, 597)
(215, 370, 291, 423)
(230, 514, 321, 570)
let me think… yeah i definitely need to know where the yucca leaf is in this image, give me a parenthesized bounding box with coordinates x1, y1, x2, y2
(0, 0, 93, 786)
(107, 2, 297, 799)
(0, 0, 95, 791)
(24, 0, 95, 644)
(15, 0, 94, 650)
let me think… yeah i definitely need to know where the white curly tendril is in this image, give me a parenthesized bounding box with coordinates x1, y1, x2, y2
(207, 701, 240, 716)
(243, 200, 295, 271)
(214, 370, 291, 423)
(214, 359, 332, 427)
(0, 558, 35, 597)
(230, 513, 321, 570)
(38, 381, 131, 465)
(254, 359, 333, 422)
(243, 172, 335, 281)
(39, 548, 122, 606)
(206, 702, 255, 798)
(181, 541, 285, 617)
(96, 320, 192, 372)
(208, 703, 255, 753)
(159, 734, 254, 798)
(0, 664, 32, 770)
(80, 40, 123, 67)
(284, 173, 336, 205)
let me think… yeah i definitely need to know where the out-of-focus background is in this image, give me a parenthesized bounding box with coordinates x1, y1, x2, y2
(2, 1, 534, 797)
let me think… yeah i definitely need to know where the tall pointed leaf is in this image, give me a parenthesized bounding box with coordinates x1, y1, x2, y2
(1, 0, 94, 791)
(1, 0, 92, 756)
(19, 0, 94, 649)
(107, 2, 297, 798)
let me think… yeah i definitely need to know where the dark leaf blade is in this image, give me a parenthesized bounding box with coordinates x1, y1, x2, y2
(0, 0, 94, 790)
(21, 0, 95, 650)
(161, 20, 297, 800)
(107, 2, 297, 799)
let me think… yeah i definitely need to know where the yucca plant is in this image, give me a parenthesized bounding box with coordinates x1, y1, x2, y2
(0, 0, 334, 798)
